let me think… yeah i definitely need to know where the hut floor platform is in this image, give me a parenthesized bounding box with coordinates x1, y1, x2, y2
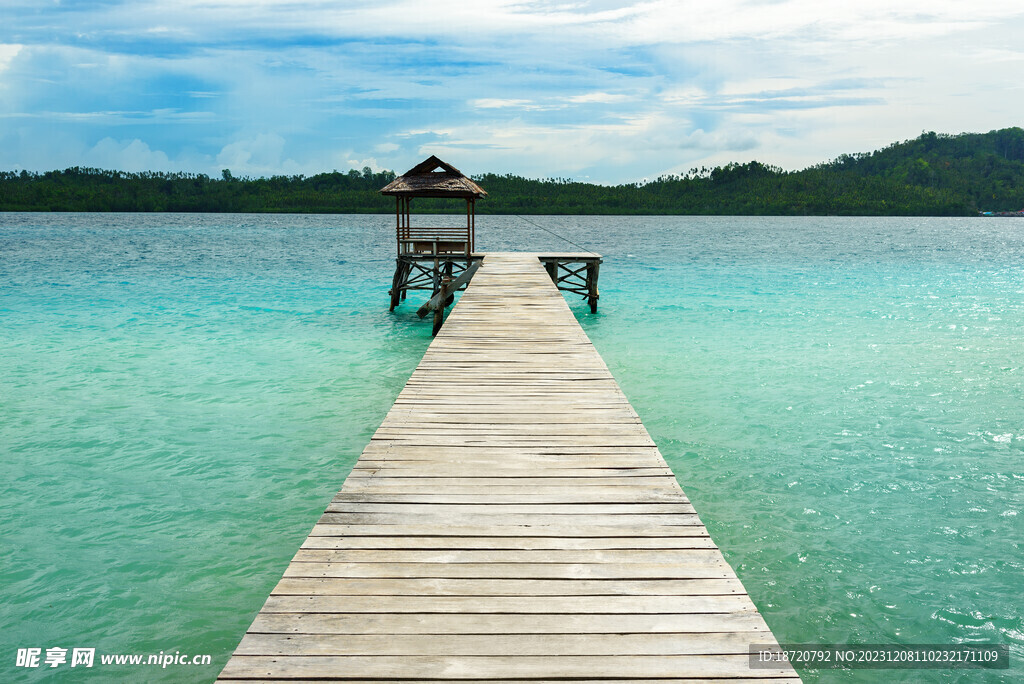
(218, 252, 799, 683)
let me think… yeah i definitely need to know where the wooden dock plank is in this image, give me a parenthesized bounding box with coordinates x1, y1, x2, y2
(330, 491, 690, 503)
(244, 611, 776, 635)
(306, 523, 714, 537)
(258, 594, 759, 614)
(220, 655, 796, 680)
(233, 632, 773, 656)
(316, 513, 706, 526)
(269, 577, 742, 595)
(223, 679, 801, 684)
(324, 503, 698, 514)
(218, 253, 797, 683)
(300, 536, 715, 550)
(279, 563, 739, 580)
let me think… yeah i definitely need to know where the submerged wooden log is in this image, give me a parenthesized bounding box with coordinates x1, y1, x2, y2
(432, 275, 450, 336)
(417, 259, 481, 318)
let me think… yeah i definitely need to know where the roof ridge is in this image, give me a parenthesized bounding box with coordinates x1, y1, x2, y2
(405, 155, 464, 177)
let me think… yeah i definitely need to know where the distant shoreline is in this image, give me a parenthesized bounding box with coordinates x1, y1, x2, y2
(3, 128, 1022, 217)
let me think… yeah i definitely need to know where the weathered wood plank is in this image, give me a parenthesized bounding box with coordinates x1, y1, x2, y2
(330, 490, 690, 503)
(325, 503, 697, 515)
(259, 594, 758, 614)
(307, 523, 713, 538)
(367, 436, 658, 447)
(220, 679, 801, 684)
(220, 655, 796, 680)
(346, 466, 676, 476)
(245, 611, 775, 635)
(234, 631, 773, 656)
(317, 512, 704, 526)
(280, 562, 738, 580)
(270, 577, 741, 596)
(340, 475, 679, 486)
(300, 535, 714, 550)
(289, 548, 727, 564)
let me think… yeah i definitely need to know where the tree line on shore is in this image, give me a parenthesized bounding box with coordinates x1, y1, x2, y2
(2, 128, 1022, 215)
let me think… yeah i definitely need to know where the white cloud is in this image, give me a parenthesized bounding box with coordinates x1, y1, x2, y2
(48, 0, 1010, 57)
(0, 44, 22, 73)
(593, 0, 1023, 46)
(661, 86, 708, 106)
(86, 138, 171, 171)
(473, 98, 535, 109)
(719, 78, 817, 97)
(565, 92, 631, 104)
(406, 109, 766, 181)
(344, 156, 383, 172)
(969, 48, 1024, 64)
(216, 133, 289, 175)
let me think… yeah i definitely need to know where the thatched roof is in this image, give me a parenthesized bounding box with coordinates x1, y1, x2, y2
(380, 156, 487, 199)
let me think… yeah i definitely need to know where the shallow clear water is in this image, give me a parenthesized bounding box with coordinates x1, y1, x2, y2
(1, 213, 1021, 682)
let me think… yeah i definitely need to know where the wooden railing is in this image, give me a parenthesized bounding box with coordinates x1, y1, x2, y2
(397, 226, 471, 255)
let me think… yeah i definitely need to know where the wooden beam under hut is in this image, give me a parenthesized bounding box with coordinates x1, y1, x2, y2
(388, 254, 482, 310)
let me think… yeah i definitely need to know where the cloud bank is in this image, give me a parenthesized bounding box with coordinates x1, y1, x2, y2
(2, 1, 1021, 182)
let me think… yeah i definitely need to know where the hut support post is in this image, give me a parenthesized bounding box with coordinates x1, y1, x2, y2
(389, 259, 408, 311)
(443, 260, 454, 306)
(405, 198, 412, 254)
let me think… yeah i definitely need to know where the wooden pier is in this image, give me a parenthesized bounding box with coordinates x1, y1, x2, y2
(219, 253, 798, 682)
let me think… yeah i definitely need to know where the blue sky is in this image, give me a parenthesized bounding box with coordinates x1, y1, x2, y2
(2, 1, 1022, 183)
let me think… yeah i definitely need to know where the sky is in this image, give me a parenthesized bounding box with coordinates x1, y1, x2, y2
(1, 1, 1022, 184)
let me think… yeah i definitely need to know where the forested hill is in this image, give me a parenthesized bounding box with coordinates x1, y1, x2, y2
(2, 128, 1023, 215)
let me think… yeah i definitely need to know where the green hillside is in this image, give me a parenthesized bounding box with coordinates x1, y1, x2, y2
(2, 128, 1022, 215)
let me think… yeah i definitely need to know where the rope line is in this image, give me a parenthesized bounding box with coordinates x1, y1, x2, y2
(514, 215, 600, 256)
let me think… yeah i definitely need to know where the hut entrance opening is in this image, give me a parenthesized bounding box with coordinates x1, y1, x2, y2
(395, 195, 475, 256)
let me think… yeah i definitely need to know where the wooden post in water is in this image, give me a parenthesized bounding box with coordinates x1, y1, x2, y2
(587, 260, 600, 313)
(544, 260, 558, 283)
(389, 260, 409, 311)
(433, 275, 450, 336)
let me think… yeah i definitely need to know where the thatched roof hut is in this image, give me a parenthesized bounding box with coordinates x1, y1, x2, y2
(381, 156, 487, 199)
(381, 156, 485, 257)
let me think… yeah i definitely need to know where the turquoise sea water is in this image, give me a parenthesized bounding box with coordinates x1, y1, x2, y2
(1, 213, 1021, 682)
